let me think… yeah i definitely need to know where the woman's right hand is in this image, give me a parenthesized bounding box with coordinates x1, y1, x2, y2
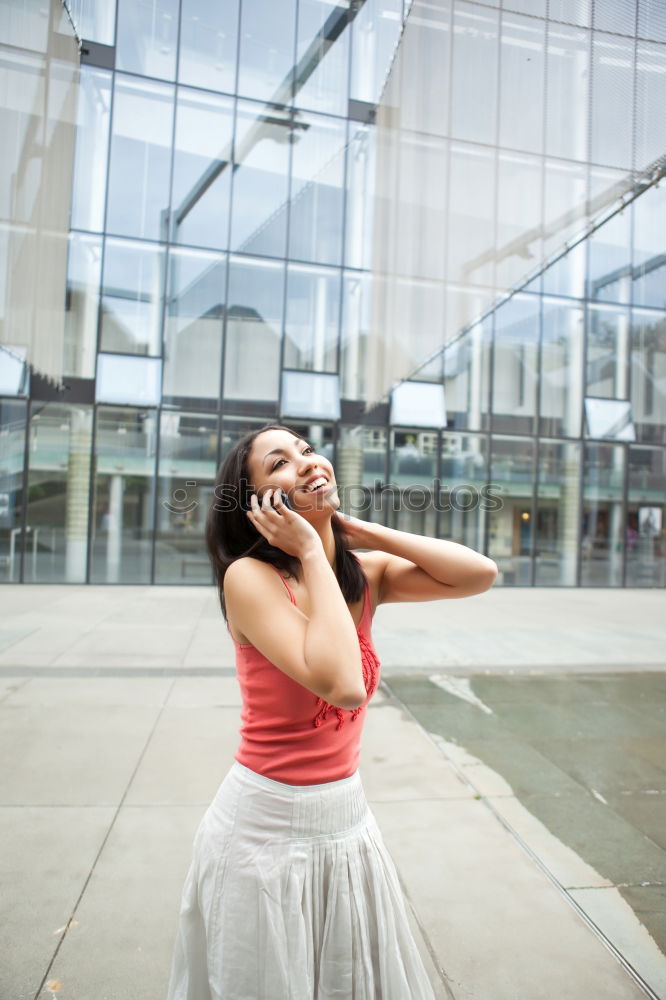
(246, 488, 322, 559)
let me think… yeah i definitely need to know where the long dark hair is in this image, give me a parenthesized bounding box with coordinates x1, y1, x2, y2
(206, 423, 366, 620)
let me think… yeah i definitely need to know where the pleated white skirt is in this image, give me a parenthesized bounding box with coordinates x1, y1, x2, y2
(166, 760, 437, 1000)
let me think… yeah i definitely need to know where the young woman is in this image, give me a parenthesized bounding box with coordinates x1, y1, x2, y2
(166, 423, 497, 999)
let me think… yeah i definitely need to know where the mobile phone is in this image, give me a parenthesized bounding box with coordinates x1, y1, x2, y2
(242, 490, 293, 511)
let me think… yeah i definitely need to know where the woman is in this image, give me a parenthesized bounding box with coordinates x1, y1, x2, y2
(166, 423, 498, 999)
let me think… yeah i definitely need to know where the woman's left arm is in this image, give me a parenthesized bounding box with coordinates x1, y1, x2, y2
(336, 514, 498, 602)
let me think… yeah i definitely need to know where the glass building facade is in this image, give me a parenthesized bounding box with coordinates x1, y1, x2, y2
(0, 0, 664, 587)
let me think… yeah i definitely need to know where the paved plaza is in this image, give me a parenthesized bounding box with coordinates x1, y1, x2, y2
(0, 584, 665, 1000)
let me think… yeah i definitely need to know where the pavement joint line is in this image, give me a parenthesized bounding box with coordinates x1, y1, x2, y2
(32, 676, 179, 1000)
(381, 678, 665, 1000)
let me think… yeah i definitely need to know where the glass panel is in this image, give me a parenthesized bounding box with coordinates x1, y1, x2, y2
(283, 262, 340, 371)
(0, 346, 28, 396)
(586, 304, 630, 399)
(154, 409, 218, 583)
(447, 143, 495, 288)
(0, 0, 49, 50)
(450, 3, 499, 145)
(633, 182, 666, 310)
(220, 415, 275, 462)
(635, 42, 666, 170)
(581, 442, 625, 586)
(66, 0, 116, 45)
(106, 76, 174, 241)
(390, 382, 446, 427)
(115, 0, 179, 80)
(337, 425, 386, 521)
(178, 0, 240, 93)
(630, 308, 666, 444)
(438, 431, 490, 554)
(391, 131, 448, 282)
(590, 34, 634, 170)
(0, 398, 27, 583)
(100, 238, 166, 356)
(223, 255, 283, 401)
(587, 208, 632, 305)
(288, 111, 346, 266)
(491, 294, 539, 435)
(391, 0, 451, 136)
(539, 299, 584, 437)
(237, 0, 297, 104)
(548, 0, 591, 28)
(387, 429, 437, 536)
(340, 270, 370, 401)
(280, 370, 341, 419)
(445, 318, 491, 432)
(498, 13, 545, 155)
(163, 248, 225, 400)
(229, 99, 291, 258)
(542, 158, 587, 278)
(90, 407, 157, 583)
(496, 152, 542, 290)
(584, 397, 635, 440)
(170, 89, 233, 252)
(487, 435, 534, 586)
(545, 24, 589, 162)
(626, 447, 666, 586)
(345, 123, 375, 270)
(638, 0, 666, 42)
(534, 439, 581, 586)
(96, 355, 163, 406)
(593, 0, 636, 35)
(64, 232, 101, 379)
(295, 0, 350, 116)
(70, 67, 111, 233)
(24, 403, 93, 583)
(350, 0, 403, 105)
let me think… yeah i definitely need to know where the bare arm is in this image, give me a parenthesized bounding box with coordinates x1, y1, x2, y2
(336, 514, 498, 603)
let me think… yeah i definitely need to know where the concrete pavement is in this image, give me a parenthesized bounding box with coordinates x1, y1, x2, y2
(0, 585, 665, 999)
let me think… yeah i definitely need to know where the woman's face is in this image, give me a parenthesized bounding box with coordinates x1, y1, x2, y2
(246, 428, 339, 518)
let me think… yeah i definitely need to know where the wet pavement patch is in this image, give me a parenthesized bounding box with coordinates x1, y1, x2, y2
(385, 671, 666, 955)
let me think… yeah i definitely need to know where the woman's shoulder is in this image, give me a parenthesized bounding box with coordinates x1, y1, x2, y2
(224, 556, 285, 593)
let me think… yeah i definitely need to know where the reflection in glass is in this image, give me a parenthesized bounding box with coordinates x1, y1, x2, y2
(581, 442, 625, 586)
(635, 42, 666, 169)
(586, 304, 630, 399)
(281, 370, 341, 420)
(545, 24, 588, 162)
(223, 255, 283, 401)
(288, 111, 346, 266)
(390, 382, 446, 427)
(587, 208, 631, 305)
(388, 429, 437, 536)
(340, 271, 370, 400)
(447, 143, 495, 288)
(66, 0, 116, 45)
(548, 0, 591, 28)
(593, 0, 636, 35)
(115, 0, 178, 80)
(630, 309, 666, 444)
(96, 354, 163, 407)
(0, 346, 28, 396)
(70, 67, 111, 233)
(496, 152, 542, 289)
(90, 407, 157, 583)
(100, 238, 166, 356)
(237, 0, 296, 104)
(488, 436, 534, 585)
(230, 100, 291, 257)
(106, 75, 174, 241)
(393, 0, 451, 136)
(584, 397, 635, 440)
(446, 318, 491, 432)
(438, 431, 489, 555)
(491, 294, 539, 435)
(542, 159, 587, 284)
(499, 13, 545, 155)
(284, 262, 340, 370)
(171, 89, 234, 251)
(25, 403, 92, 582)
(350, 0, 403, 105)
(626, 447, 666, 586)
(633, 182, 666, 310)
(638, 1, 666, 43)
(178, 0, 240, 93)
(155, 409, 218, 582)
(337, 425, 386, 522)
(344, 123, 375, 270)
(539, 299, 584, 437)
(295, 0, 350, 116)
(64, 232, 101, 379)
(0, 399, 27, 583)
(450, 3, 499, 145)
(163, 248, 225, 400)
(534, 439, 581, 585)
(590, 34, 634, 170)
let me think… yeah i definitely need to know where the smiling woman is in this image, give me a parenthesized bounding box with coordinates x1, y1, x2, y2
(165, 422, 497, 999)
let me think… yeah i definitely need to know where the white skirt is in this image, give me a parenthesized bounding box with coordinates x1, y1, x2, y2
(166, 760, 437, 1000)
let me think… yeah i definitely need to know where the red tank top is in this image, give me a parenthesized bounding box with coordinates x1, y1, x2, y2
(229, 565, 381, 785)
